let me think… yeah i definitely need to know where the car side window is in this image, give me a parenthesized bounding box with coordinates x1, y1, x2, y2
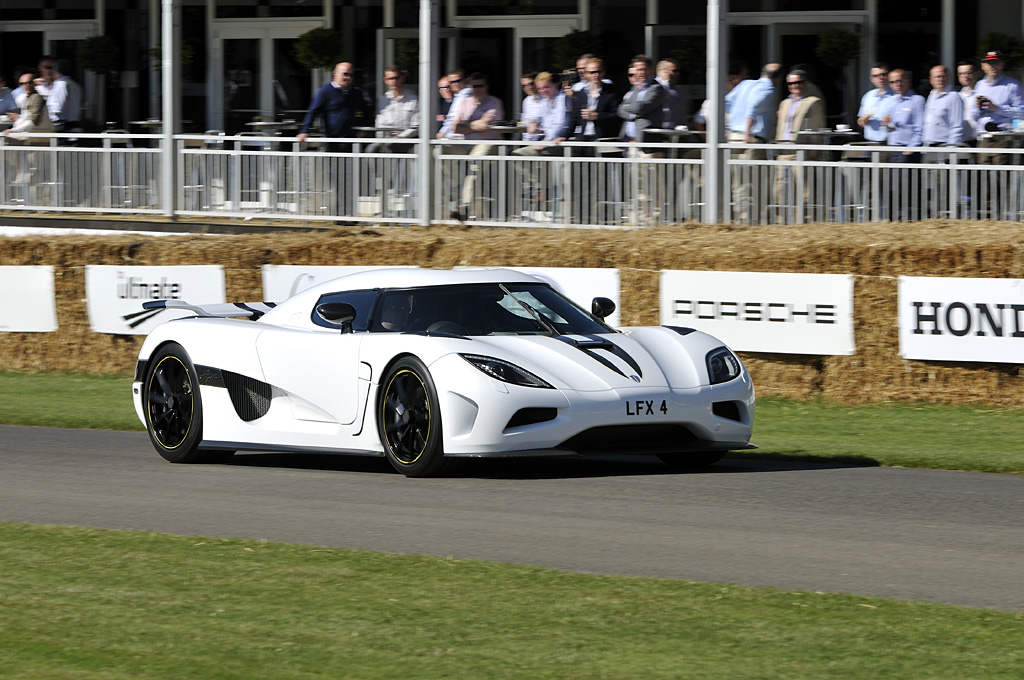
(312, 290, 378, 330)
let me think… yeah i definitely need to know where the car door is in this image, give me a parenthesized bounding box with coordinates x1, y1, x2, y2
(256, 326, 365, 425)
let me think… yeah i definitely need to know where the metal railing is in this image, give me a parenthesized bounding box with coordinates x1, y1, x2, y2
(3, 131, 1024, 226)
(0, 132, 162, 214)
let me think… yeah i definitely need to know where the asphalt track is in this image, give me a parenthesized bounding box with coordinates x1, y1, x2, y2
(2, 424, 1022, 611)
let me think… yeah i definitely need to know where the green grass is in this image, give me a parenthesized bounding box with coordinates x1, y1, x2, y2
(0, 370, 143, 431)
(2, 370, 1022, 474)
(748, 398, 1024, 474)
(2, 521, 1022, 680)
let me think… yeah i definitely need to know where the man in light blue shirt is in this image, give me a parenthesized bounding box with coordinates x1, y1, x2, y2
(728, 62, 781, 143)
(970, 51, 1023, 164)
(971, 51, 1023, 130)
(726, 63, 780, 223)
(880, 69, 924, 160)
(923, 65, 964, 147)
(857, 62, 893, 142)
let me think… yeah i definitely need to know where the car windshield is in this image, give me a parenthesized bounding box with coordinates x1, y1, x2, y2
(370, 283, 613, 336)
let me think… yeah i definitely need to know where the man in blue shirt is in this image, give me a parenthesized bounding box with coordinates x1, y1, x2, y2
(857, 62, 893, 143)
(728, 62, 781, 145)
(727, 63, 780, 222)
(297, 62, 373, 152)
(923, 65, 964, 148)
(881, 69, 924, 161)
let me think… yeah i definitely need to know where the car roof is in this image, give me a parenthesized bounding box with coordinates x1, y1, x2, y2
(307, 267, 547, 295)
(262, 267, 552, 322)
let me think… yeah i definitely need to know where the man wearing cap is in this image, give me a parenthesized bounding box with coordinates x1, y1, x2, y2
(971, 50, 1023, 164)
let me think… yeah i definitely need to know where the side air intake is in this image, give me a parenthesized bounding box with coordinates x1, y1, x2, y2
(223, 371, 272, 422)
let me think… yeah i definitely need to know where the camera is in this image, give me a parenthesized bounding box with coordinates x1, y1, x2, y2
(561, 69, 581, 87)
(977, 96, 990, 106)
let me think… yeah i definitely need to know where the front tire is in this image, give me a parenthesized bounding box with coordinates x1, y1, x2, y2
(143, 343, 223, 464)
(377, 356, 452, 477)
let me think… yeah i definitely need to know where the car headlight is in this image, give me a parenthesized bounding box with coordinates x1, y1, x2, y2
(706, 347, 742, 385)
(460, 354, 554, 389)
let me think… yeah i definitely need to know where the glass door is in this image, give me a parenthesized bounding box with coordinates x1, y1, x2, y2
(211, 21, 322, 133)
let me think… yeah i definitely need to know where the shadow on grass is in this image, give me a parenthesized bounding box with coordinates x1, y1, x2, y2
(222, 450, 881, 480)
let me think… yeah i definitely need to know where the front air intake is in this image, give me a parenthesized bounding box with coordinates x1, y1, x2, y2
(712, 401, 742, 422)
(505, 407, 558, 430)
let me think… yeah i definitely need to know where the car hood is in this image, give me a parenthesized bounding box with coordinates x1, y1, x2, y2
(457, 332, 702, 391)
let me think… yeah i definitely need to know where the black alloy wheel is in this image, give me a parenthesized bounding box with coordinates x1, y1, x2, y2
(377, 356, 453, 477)
(144, 343, 227, 463)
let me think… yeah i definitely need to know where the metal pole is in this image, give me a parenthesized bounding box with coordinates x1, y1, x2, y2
(417, 0, 439, 227)
(160, 0, 179, 218)
(705, 0, 728, 224)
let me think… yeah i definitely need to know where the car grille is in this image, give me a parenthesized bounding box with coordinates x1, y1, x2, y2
(559, 424, 698, 454)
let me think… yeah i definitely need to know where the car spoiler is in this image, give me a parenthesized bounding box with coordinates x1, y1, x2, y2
(142, 299, 277, 319)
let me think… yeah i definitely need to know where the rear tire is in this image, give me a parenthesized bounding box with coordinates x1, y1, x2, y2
(377, 356, 454, 477)
(143, 343, 223, 464)
(657, 451, 726, 469)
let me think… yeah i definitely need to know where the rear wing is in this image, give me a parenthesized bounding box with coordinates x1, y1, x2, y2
(142, 300, 277, 320)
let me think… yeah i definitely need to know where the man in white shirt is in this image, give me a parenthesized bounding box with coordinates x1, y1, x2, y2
(514, 72, 570, 156)
(519, 72, 544, 142)
(371, 66, 418, 151)
(957, 60, 981, 144)
(46, 59, 83, 143)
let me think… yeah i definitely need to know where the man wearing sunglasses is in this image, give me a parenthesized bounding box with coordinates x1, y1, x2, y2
(773, 69, 826, 220)
(436, 69, 469, 139)
(3, 70, 52, 137)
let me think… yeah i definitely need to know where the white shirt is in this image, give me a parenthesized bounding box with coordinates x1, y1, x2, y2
(959, 85, 978, 141)
(46, 76, 82, 123)
(521, 94, 544, 141)
(375, 88, 419, 137)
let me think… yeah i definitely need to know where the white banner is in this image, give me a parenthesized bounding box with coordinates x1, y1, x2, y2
(261, 265, 417, 302)
(898, 276, 1024, 363)
(0, 266, 58, 333)
(459, 267, 622, 327)
(85, 265, 225, 335)
(659, 270, 855, 355)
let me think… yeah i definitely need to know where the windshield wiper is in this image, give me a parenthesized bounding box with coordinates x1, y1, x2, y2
(499, 285, 560, 336)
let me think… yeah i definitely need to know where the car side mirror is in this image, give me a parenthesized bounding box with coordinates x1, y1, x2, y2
(316, 302, 356, 332)
(591, 297, 616, 319)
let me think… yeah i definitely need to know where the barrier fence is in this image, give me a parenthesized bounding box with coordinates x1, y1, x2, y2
(3, 131, 1024, 226)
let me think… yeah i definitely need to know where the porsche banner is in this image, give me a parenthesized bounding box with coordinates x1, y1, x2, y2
(659, 270, 855, 355)
(85, 265, 225, 334)
(898, 276, 1024, 363)
(0, 266, 58, 332)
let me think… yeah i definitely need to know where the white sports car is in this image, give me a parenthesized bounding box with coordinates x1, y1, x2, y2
(132, 268, 755, 476)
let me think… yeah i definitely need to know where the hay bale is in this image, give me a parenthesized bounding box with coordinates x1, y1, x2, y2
(2, 220, 1023, 405)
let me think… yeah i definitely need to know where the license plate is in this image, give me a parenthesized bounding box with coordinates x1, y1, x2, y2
(625, 399, 668, 416)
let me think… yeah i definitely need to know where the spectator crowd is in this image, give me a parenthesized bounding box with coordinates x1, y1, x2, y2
(1, 56, 82, 141)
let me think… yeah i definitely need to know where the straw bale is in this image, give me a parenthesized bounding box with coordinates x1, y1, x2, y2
(2, 220, 1024, 405)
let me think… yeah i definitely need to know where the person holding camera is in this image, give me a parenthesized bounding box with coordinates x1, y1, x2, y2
(970, 50, 1023, 165)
